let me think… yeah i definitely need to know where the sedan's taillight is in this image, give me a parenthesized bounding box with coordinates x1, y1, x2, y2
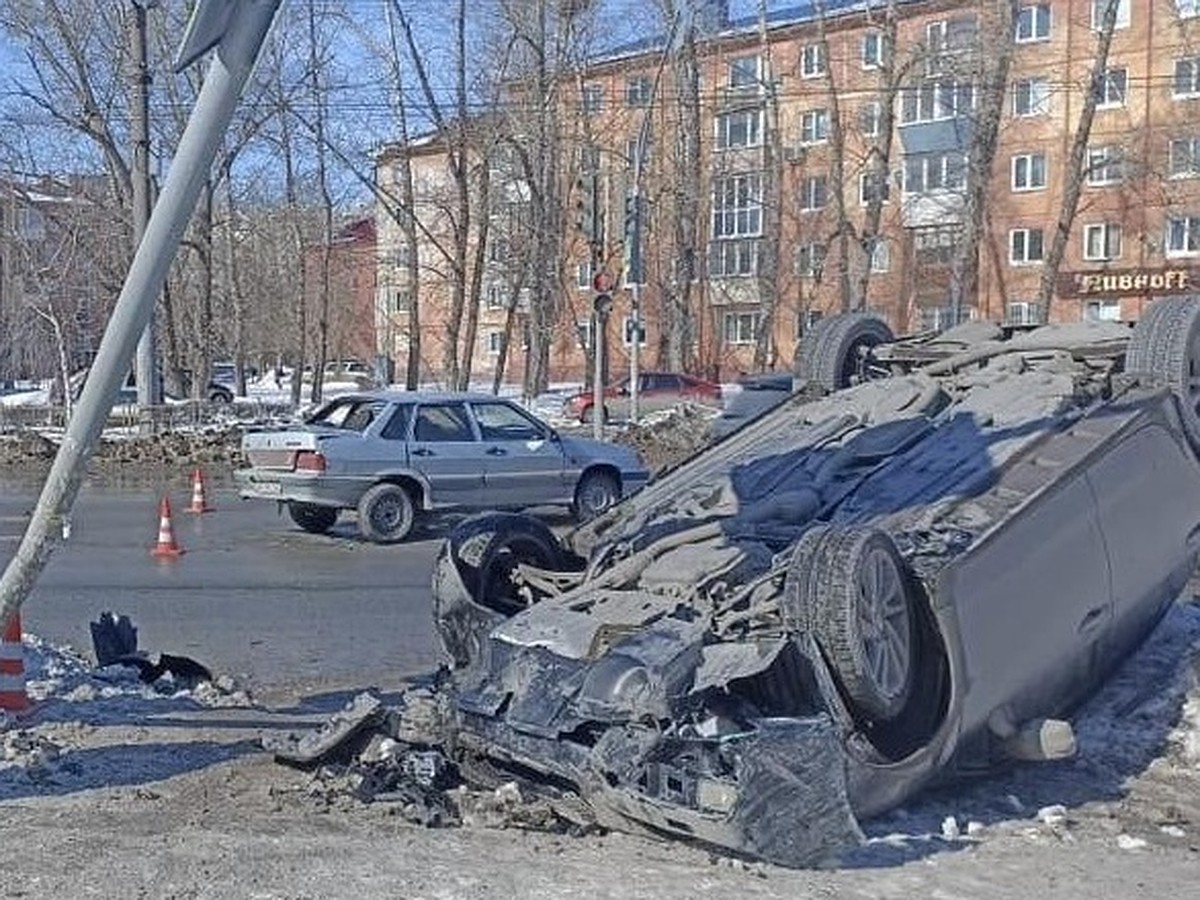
(294, 450, 326, 472)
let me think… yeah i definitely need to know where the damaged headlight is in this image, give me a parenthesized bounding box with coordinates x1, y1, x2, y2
(576, 654, 666, 720)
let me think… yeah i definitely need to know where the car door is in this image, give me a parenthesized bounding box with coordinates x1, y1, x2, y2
(1086, 421, 1200, 635)
(640, 373, 679, 416)
(470, 400, 569, 507)
(407, 402, 486, 508)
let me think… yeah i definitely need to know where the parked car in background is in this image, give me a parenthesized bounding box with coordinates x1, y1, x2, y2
(69, 368, 234, 407)
(235, 391, 650, 543)
(562, 371, 722, 423)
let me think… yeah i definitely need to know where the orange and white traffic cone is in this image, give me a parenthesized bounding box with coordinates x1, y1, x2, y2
(187, 467, 213, 514)
(1, 612, 30, 713)
(150, 496, 185, 558)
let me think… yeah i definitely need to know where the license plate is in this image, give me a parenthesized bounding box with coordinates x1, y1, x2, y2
(255, 481, 283, 496)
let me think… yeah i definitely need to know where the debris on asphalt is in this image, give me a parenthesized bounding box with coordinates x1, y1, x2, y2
(89, 612, 214, 688)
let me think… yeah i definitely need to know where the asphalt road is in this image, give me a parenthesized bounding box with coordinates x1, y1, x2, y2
(0, 473, 450, 701)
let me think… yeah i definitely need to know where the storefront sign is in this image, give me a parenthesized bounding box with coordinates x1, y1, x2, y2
(1058, 268, 1198, 298)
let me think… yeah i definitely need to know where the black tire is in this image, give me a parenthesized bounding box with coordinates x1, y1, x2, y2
(780, 525, 834, 632)
(581, 404, 609, 425)
(356, 482, 415, 543)
(573, 469, 621, 521)
(796, 527, 916, 722)
(1126, 296, 1200, 452)
(794, 316, 837, 386)
(287, 502, 338, 534)
(432, 513, 564, 669)
(208, 385, 233, 403)
(807, 313, 895, 393)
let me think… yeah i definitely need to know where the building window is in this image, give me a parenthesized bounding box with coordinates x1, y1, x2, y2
(1174, 57, 1200, 98)
(862, 31, 884, 68)
(576, 261, 593, 289)
(1083, 223, 1123, 261)
(1091, 0, 1130, 30)
(581, 83, 603, 114)
(800, 43, 825, 78)
(795, 242, 826, 277)
(800, 174, 828, 211)
(622, 316, 647, 346)
(859, 101, 884, 137)
(1007, 301, 1044, 325)
(1086, 145, 1124, 185)
(1010, 228, 1045, 264)
(625, 77, 651, 107)
(1011, 152, 1047, 191)
(391, 289, 412, 313)
(1012, 77, 1051, 116)
(1177, 1, 1200, 19)
(485, 285, 505, 309)
(904, 152, 966, 193)
(1015, 4, 1051, 41)
(486, 331, 505, 355)
(1166, 215, 1200, 256)
(1094, 67, 1128, 107)
(1169, 137, 1200, 178)
(901, 80, 975, 124)
(576, 319, 593, 351)
(708, 238, 760, 277)
(728, 55, 760, 88)
(1085, 299, 1122, 321)
(800, 109, 829, 145)
(869, 238, 891, 273)
(715, 108, 762, 150)
(712, 174, 762, 238)
(925, 16, 978, 76)
(723, 312, 762, 345)
(860, 170, 890, 205)
(625, 135, 653, 166)
(914, 226, 960, 266)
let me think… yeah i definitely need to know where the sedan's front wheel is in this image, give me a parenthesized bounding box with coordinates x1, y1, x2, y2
(356, 482, 415, 543)
(573, 469, 620, 521)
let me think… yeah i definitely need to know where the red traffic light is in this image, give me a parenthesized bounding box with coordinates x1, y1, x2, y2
(592, 270, 613, 292)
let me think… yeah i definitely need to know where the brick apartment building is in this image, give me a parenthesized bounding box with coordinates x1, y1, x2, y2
(374, 0, 1200, 388)
(303, 215, 379, 370)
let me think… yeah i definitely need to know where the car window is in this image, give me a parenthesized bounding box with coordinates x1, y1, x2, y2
(380, 404, 412, 440)
(309, 398, 385, 432)
(472, 402, 547, 442)
(413, 404, 475, 442)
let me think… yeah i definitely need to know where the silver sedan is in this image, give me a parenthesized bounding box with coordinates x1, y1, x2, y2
(235, 391, 649, 542)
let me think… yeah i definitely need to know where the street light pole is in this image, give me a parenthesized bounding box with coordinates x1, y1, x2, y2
(131, 0, 160, 412)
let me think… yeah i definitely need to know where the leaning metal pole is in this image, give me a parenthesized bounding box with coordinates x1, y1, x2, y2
(0, 0, 283, 626)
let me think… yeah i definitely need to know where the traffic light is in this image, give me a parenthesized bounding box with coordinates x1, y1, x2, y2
(576, 174, 601, 243)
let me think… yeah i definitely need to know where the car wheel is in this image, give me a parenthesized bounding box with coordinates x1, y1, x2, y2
(356, 483, 415, 543)
(573, 469, 620, 522)
(581, 404, 609, 425)
(1126, 296, 1200, 452)
(803, 313, 895, 393)
(287, 502, 338, 534)
(209, 386, 233, 403)
(432, 513, 565, 669)
(798, 527, 916, 722)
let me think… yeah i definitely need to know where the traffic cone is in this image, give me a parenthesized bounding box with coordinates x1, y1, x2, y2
(150, 496, 185, 558)
(187, 467, 213, 514)
(0, 612, 30, 713)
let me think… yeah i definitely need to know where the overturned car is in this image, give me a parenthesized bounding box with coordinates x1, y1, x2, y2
(430, 300, 1200, 867)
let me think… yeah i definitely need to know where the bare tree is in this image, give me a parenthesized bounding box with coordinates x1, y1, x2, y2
(1035, 0, 1124, 317)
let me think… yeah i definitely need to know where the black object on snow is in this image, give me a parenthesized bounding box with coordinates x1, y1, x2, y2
(89, 611, 213, 686)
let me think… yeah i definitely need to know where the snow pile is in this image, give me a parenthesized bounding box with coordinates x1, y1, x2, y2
(1, 633, 256, 795)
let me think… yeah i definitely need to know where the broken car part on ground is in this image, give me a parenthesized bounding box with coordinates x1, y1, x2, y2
(415, 304, 1200, 867)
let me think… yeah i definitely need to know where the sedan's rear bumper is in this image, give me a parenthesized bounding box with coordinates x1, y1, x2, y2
(233, 469, 365, 508)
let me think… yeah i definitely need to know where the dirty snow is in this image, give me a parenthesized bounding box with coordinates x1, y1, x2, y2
(3, 598, 1200, 881)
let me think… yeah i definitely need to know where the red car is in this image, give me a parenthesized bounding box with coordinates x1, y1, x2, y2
(563, 371, 722, 423)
